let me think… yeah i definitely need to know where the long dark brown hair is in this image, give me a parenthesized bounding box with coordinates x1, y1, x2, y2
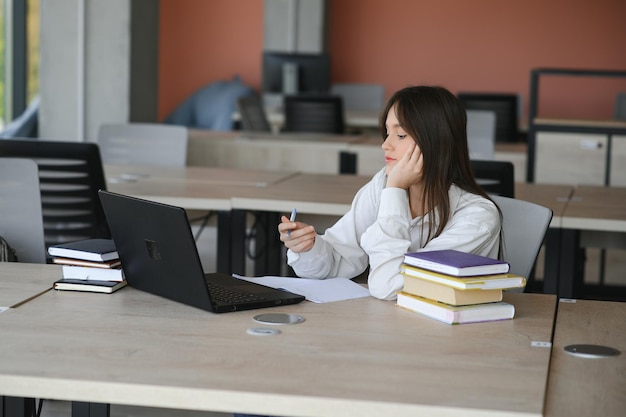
(380, 85, 494, 244)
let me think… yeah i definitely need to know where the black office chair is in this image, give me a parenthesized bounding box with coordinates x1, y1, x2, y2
(237, 95, 272, 132)
(283, 95, 345, 134)
(458, 93, 519, 143)
(0, 138, 110, 252)
(470, 160, 515, 198)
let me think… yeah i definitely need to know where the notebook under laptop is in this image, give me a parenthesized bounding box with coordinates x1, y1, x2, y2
(98, 190, 304, 313)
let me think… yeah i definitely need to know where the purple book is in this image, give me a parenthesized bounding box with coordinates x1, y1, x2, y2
(403, 249, 510, 277)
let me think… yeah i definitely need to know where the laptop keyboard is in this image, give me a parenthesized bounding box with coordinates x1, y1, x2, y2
(206, 282, 266, 304)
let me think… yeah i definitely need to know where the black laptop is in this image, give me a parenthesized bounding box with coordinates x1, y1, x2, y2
(98, 190, 304, 313)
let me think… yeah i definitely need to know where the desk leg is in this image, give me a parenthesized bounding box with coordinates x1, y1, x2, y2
(217, 210, 233, 274)
(229, 210, 283, 276)
(558, 229, 584, 298)
(72, 402, 110, 417)
(231, 209, 248, 275)
(1, 397, 34, 417)
(252, 211, 282, 276)
(542, 228, 561, 294)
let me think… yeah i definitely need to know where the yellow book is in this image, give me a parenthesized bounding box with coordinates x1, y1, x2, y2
(402, 274, 502, 306)
(401, 264, 526, 290)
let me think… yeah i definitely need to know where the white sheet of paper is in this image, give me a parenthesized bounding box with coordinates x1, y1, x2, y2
(232, 274, 370, 303)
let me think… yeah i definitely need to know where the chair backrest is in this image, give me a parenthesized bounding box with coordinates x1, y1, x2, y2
(98, 123, 188, 167)
(0, 158, 46, 263)
(491, 195, 552, 281)
(237, 95, 272, 132)
(0, 96, 39, 139)
(283, 95, 345, 134)
(466, 110, 496, 160)
(330, 83, 385, 111)
(458, 93, 519, 143)
(614, 92, 626, 121)
(470, 160, 515, 198)
(0, 139, 110, 250)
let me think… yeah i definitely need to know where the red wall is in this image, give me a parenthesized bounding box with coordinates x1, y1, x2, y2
(158, 0, 264, 119)
(158, 0, 626, 123)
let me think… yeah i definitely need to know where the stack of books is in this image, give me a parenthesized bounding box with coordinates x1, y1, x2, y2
(397, 249, 526, 325)
(49, 238, 127, 294)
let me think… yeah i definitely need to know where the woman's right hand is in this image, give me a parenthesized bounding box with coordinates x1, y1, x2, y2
(386, 141, 423, 189)
(278, 215, 316, 253)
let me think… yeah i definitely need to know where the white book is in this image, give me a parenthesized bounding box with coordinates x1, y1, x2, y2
(62, 265, 125, 282)
(397, 292, 515, 325)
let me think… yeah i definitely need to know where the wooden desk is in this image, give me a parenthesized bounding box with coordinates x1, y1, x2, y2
(561, 186, 626, 233)
(264, 108, 381, 132)
(105, 164, 297, 191)
(0, 263, 60, 417)
(0, 263, 557, 417)
(232, 172, 370, 216)
(515, 183, 573, 228)
(106, 163, 594, 298)
(557, 186, 626, 299)
(187, 130, 364, 174)
(105, 164, 579, 287)
(0, 262, 58, 308)
(544, 298, 626, 417)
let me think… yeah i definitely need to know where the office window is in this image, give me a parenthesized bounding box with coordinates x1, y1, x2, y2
(0, 0, 39, 130)
(26, 0, 39, 104)
(0, 0, 5, 128)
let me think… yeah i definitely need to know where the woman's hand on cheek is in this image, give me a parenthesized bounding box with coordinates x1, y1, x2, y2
(387, 142, 423, 189)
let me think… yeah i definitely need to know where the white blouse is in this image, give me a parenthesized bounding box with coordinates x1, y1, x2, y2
(287, 168, 501, 300)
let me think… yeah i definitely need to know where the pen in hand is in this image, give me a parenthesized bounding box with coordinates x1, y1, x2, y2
(287, 208, 297, 237)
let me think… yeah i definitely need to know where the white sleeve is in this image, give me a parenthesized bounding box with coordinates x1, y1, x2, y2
(286, 171, 384, 280)
(360, 187, 413, 300)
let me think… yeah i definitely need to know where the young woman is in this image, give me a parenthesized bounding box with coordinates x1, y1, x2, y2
(234, 86, 501, 417)
(277, 85, 501, 300)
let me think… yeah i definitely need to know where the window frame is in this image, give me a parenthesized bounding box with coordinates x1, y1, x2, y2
(3, 0, 29, 124)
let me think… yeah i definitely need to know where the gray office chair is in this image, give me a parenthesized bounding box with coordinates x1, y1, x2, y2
(470, 160, 515, 198)
(330, 83, 385, 112)
(0, 139, 111, 252)
(0, 158, 47, 263)
(98, 123, 211, 239)
(491, 195, 552, 286)
(466, 110, 496, 160)
(98, 123, 188, 167)
(237, 95, 272, 132)
(614, 92, 626, 121)
(283, 95, 345, 134)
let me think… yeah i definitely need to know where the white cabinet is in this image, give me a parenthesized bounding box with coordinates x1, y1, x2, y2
(535, 132, 607, 185)
(527, 68, 626, 185)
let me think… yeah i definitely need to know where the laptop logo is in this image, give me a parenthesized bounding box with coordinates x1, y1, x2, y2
(144, 240, 162, 261)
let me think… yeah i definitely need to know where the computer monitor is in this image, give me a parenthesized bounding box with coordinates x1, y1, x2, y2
(262, 52, 331, 95)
